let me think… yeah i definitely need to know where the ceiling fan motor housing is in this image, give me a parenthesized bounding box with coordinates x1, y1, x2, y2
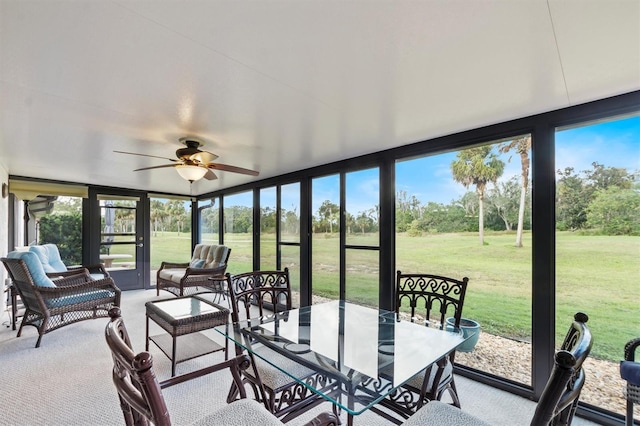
(176, 138, 203, 160)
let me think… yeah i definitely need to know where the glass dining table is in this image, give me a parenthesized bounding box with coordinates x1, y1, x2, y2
(216, 300, 466, 425)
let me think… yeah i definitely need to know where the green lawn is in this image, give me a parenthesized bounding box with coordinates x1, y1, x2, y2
(148, 231, 639, 361)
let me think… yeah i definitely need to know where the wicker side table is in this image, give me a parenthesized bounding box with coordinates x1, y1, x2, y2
(146, 295, 229, 376)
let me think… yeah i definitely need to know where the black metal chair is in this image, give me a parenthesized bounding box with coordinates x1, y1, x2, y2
(380, 271, 469, 415)
(621, 337, 640, 426)
(401, 312, 593, 426)
(225, 268, 330, 422)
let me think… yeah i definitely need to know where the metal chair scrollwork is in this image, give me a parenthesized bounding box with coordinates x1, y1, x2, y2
(225, 268, 331, 422)
(380, 271, 469, 416)
(401, 312, 593, 426)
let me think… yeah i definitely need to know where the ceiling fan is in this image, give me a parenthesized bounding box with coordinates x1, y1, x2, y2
(115, 137, 259, 182)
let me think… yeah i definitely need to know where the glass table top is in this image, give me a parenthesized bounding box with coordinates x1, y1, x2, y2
(216, 300, 466, 415)
(151, 296, 223, 320)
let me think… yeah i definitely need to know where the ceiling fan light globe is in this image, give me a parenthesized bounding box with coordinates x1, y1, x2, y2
(175, 164, 207, 182)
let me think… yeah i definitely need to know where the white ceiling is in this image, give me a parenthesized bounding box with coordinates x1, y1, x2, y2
(1, 0, 638, 196)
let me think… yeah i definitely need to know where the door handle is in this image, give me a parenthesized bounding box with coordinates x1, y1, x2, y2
(137, 243, 144, 248)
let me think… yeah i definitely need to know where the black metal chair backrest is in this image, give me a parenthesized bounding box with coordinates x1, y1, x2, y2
(226, 268, 292, 323)
(559, 312, 592, 373)
(395, 271, 469, 328)
(622, 337, 640, 426)
(531, 312, 593, 426)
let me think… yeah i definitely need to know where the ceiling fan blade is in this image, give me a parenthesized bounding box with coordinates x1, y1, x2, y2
(133, 164, 179, 172)
(114, 150, 178, 162)
(207, 163, 259, 176)
(191, 150, 218, 164)
(203, 169, 218, 180)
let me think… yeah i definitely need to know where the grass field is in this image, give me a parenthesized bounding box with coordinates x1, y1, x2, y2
(146, 230, 639, 361)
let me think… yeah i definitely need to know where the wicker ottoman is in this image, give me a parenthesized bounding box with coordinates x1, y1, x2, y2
(146, 295, 229, 376)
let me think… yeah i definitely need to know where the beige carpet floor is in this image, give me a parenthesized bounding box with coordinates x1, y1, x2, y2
(0, 289, 601, 425)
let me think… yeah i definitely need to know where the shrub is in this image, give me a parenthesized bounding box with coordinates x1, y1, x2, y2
(38, 213, 82, 265)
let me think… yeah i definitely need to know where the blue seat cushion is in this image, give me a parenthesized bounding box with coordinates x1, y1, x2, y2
(7, 251, 57, 288)
(621, 361, 640, 386)
(46, 289, 114, 308)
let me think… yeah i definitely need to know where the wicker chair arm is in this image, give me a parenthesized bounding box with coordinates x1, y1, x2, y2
(158, 261, 189, 271)
(46, 268, 91, 280)
(69, 263, 110, 277)
(625, 337, 640, 362)
(51, 270, 94, 286)
(159, 354, 251, 390)
(46, 263, 110, 280)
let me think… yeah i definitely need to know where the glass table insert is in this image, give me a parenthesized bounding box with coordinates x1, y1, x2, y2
(217, 300, 466, 423)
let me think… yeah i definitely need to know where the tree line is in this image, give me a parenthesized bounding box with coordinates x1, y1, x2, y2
(295, 142, 638, 243)
(39, 147, 640, 254)
(150, 199, 191, 236)
(200, 158, 638, 241)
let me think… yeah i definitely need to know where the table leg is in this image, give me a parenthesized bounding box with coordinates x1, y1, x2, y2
(11, 286, 17, 331)
(343, 381, 355, 426)
(224, 322, 229, 360)
(347, 393, 356, 426)
(171, 334, 177, 376)
(145, 315, 150, 351)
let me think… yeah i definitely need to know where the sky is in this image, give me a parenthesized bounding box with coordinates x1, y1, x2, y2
(223, 115, 640, 216)
(396, 115, 640, 207)
(555, 115, 640, 173)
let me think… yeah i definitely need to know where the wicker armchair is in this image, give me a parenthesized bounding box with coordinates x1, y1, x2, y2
(105, 307, 338, 426)
(1, 251, 121, 348)
(156, 244, 231, 297)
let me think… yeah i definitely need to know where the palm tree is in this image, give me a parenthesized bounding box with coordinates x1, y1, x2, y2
(318, 200, 339, 233)
(451, 146, 505, 245)
(499, 136, 531, 247)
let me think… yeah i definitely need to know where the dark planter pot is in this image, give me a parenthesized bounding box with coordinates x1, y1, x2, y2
(446, 317, 481, 352)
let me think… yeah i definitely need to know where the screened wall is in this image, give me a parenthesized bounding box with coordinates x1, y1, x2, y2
(197, 92, 639, 424)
